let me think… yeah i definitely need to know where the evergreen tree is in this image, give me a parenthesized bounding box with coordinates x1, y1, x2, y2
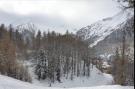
(35, 49, 48, 80)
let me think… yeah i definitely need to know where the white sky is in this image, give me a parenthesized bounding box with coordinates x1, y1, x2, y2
(0, 0, 121, 33)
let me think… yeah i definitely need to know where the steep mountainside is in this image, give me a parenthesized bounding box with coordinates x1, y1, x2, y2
(77, 9, 134, 56)
(93, 16, 134, 56)
(77, 9, 134, 48)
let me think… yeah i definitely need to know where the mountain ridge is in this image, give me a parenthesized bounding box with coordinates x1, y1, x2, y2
(77, 9, 134, 48)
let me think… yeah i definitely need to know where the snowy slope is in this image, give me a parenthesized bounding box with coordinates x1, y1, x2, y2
(26, 60, 113, 88)
(0, 75, 134, 89)
(33, 67, 113, 88)
(77, 9, 134, 47)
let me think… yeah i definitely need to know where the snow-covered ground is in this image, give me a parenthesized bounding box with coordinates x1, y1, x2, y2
(26, 61, 113, 88)
(32, 67, 113, 88)
(0, 74, 134, 89)
(1, 61, 132, 89)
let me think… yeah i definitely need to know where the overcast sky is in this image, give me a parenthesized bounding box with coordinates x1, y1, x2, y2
(0, 0, 121, 33)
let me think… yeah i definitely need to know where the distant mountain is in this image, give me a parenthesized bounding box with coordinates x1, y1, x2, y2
(77, 9, 134, 48)
(77, 9, 134, 58)
(16, 23, 37, 33)
(15, 23, 37, 44)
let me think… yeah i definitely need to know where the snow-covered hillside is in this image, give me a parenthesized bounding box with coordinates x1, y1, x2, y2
(77, 9, 134, 47)
(0, 74, 134, 89)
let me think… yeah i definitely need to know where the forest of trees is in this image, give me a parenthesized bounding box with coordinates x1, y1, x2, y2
(0, 23, 134, 86)
(0, 24, 93, 84)
(0, 24, 31, 82)
(34, 30, 93, 83)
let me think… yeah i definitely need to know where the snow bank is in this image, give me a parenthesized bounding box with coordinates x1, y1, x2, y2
(0, 75, 134, 89)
